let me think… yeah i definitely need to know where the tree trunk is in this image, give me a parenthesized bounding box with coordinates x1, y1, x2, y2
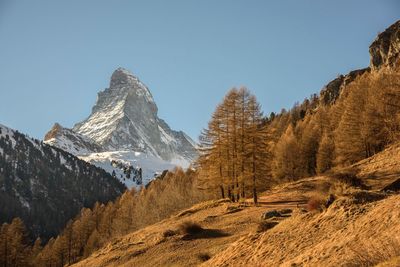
(253, 186, 258, 205)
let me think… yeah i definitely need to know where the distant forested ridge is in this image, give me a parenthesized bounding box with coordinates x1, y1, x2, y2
(0, 124, 126, 242)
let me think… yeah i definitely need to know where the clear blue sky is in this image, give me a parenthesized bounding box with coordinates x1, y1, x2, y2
(0, 1, 399, 141)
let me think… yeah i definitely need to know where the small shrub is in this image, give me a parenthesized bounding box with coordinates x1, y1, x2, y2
(329, 181, 356, 196)
(197, 252, 211, 262)
(178, 221, 204, 235)
(306, 196, 324, 212)
(330, 169, 368, 189)
(162, 229, 176, 237)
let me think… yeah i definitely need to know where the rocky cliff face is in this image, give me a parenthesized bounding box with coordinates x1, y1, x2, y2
(73, 68, 159, 152)
(319, 68, 369, 105)
(44, 68, 198, 187)
(319, 20, 400, 105)
(369, 20, 400, 70)
(71, 68, 197, 162)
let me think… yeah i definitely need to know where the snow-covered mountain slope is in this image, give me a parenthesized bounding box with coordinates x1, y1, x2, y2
(79, 151, 178, 189)
(44, 68, 198, 188)
(0, 123, 125, 240)
(44, 123, 102, 155)
(72, 68, 197, 162)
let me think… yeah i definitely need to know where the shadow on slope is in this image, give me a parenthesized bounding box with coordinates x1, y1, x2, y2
(182, 228, 230, 240)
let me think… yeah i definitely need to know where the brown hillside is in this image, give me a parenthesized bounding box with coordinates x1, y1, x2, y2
(354, 142, 400, 190)
(71, 143, 400, 267)
(205, 194, 400, 267)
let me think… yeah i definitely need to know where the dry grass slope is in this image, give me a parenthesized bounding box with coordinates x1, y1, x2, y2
(72, 143, 400, 267)
(71, 199, 267, 267)
(204, 194, 400, 266)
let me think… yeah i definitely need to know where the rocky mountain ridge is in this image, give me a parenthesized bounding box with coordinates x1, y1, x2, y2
(45, 68, 198, 187)
(45, 123, 102, 155)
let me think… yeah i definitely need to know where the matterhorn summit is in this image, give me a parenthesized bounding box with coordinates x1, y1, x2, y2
(45, 68, 198, 187)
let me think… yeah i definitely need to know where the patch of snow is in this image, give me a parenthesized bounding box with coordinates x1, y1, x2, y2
(74, 97, 125, 144)
(13, 188, 30, 210)
(59, 155, 73, 171)
(0, 124, 16, 148)
(79, 150, 177, 189)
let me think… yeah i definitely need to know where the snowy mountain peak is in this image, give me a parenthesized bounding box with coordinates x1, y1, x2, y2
(44, 68, 198, 188)
(108, 68, 154, 106)
(73, 68, 161, 151)
(110, 67, 139, 87)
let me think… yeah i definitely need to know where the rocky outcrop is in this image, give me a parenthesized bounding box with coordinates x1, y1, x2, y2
(319, 75, 345, 105)
(319, 20, 400, 105)
(369, 20, 400, 70)
(319, 68, 369, 105)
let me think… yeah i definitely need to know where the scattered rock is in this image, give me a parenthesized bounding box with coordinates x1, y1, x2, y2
(257, 220, 279, 232)
(261, 210, 282, 220)
(279, 209, 293, 215)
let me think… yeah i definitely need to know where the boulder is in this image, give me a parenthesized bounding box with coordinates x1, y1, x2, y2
(261, 210, 282, 220)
